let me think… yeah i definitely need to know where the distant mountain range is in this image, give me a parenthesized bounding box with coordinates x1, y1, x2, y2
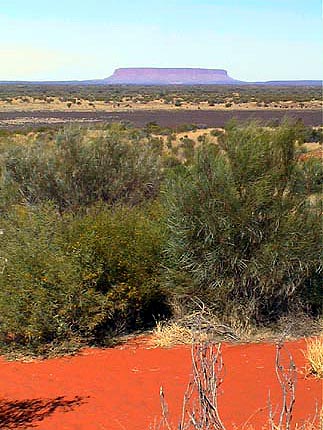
(0, 68, 322, 86)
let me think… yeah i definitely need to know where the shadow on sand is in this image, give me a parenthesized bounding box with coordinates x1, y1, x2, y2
(0, 395, 87, 429)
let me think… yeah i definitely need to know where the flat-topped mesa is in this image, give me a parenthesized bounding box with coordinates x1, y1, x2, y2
(104, 68, 239, 85)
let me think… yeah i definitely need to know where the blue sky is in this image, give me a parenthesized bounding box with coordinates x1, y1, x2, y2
(0, 0, 322, 81)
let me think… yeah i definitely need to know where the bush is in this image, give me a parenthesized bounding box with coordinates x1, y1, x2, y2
(298, 157, 323, 194)
(163, 122, 322, 324)
(1, 124, 162, 212)
(65, 203, 169, 331)
(0, 203, 168, 353)
(304, 127, 323, 144)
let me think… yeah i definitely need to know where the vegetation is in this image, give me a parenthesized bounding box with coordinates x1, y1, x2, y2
(1, 124, 162, 212)
(0, 83, 321, 106)
(0, 121, 321, 354)
(305, 337, 323, 378)
(163, 122, 322, 324)
(0, 203, 167, 352)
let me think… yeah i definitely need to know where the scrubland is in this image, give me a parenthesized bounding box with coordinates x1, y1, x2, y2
(0, 84, 321, 112)
(0, 119, 322, 430)
(0, 120, 321, 356)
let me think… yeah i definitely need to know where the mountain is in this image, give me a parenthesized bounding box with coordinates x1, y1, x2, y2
(0, 68, 321, 86)
(261, 80, 322, 86)
(103, 68, 240, 84)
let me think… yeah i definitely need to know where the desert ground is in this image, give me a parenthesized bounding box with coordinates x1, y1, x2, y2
(0, 96, 321, 113)
(0, 337, 321, 430)
(0, 109, 322, 130)
(0, 83, 321, 129)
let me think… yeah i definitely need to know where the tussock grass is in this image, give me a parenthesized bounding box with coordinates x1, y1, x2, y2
(151, 308, 242, 348)
(305, 337, 323, 378)
(152, 321, 204, 347)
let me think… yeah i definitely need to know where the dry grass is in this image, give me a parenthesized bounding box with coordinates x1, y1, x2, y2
(304, 337, 323, 378)
(152, 321, 205, 347)
(151, 300, 241, 348)
(151, 318, 260, 348)
(151, 307, 242, 348)
(152, 304, 323, 349)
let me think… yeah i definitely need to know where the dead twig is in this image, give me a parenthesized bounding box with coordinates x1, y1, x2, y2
(268, 342, 297, 430)
(157, 341, 225, 430)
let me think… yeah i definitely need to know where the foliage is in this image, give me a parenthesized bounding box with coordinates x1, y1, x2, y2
(297, 157, 323, 194)
(1, 124, 162, 212)
(0, 122, 321, 355)
(0, 203, 167, 353)
(163, 122, 322, 324)
(304, 127, 323, 144)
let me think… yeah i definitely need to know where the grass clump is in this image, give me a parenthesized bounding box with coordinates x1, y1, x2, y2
(305, 337, 323, 378)
(153, 321, 199, 347)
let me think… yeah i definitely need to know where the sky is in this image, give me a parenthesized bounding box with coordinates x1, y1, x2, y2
(0, 0, 322, 81)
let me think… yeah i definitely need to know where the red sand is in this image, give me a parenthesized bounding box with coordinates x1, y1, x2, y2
(0, 338, 321, 429)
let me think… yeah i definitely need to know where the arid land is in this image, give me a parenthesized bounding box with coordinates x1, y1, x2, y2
(0, 84, 321, 129)
(0, 109, 322, 130)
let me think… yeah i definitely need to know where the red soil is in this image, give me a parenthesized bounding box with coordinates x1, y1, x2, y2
(0, 338, 321, 430)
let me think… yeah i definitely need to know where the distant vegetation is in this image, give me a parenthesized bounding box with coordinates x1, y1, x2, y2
(0, 84, 321, 106)
(0, 121, 321, 354)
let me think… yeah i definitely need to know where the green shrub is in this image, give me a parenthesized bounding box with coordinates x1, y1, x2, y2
(298, 157, 323, 194)
(163, 122, 322, 324)
(1, 124, 162, 212)
(0, 203, 167, 353)
(65, 203, 169, 330)
(179, 137, 196, 163)
(304, 127, 323, 144)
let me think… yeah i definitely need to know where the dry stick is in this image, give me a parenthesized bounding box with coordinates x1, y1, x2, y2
(189, 298, 239, 342)
(310, 401, 321, 430)
(271, 343, 297, 430)
(179, 380, 195, 430)
(186, 304, 226, 430)
(158, 342, 226, 430)
(268, 390, 279, 430)
(278, 344, 297, 430)
(241, 406, 268, 430)
(158, 303, 227, 430)
(156, 338, 315, 430)
(190, 342, 225, 430)
(159, 386, 173, 430)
